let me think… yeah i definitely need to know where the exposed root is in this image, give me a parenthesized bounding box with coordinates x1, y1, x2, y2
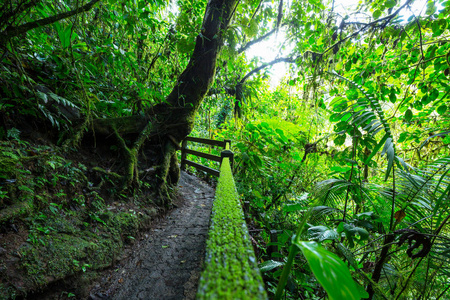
(91, 167, 121, 179)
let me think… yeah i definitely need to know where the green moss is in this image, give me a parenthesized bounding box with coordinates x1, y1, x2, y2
(112, 211, 140, 236)
(17, 231, 122, 287)
(0, 140, 160, 299)
(0, 198, 34, 223)
(99, 210, 141, 242)
(197, 158, 267, 299)
(0, 207, 155, 299)
(0, 150, 19, 180)
(45, 214, 82, 234)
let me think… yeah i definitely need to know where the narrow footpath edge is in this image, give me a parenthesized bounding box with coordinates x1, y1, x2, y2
(88, 171, 215, 300)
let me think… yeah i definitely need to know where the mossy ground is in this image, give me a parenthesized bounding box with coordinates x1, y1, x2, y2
(0, 137, 160, 299)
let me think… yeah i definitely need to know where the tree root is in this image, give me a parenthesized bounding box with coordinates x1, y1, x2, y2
(153, 138, 181, 208)
(91, 167, 121, 179)
(60, 113, 181, 207)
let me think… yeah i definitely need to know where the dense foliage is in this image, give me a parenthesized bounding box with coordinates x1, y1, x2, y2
(196, 0, 450, 298)
(1, 0, 449, 298)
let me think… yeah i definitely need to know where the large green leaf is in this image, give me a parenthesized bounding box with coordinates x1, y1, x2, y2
(381, 137, 395, 181)
(308, 225, 339, 242)
(373, 9, 382, 19)
(283, 203, 303, 212)
(338, 223, 369, 248)
(296, 241, 362, 300)
(404, 109, 413, 122)
(385, 0, 396, 8)
(364, 133, 388, 165)
(437, 105, 447, 115)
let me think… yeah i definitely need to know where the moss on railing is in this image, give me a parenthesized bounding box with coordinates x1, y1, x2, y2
(197, 157, 267, 299)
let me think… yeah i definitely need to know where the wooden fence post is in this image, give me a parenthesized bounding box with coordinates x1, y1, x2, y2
(222, 139, 233, 169)
(180, 137, 233, 177)
(180, 139, 188, 171)
(220, 149, 234, 167)
(224, 139, 231, 150)
(268, 229, 278, 258)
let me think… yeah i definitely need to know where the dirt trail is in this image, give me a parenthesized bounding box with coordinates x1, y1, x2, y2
(88, 172, 215, 300)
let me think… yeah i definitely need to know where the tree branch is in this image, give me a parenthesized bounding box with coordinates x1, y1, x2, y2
(320, 0, 413, 58)
(0, 0, 41, 31)
(247, 0, 263, 26)
(209, 54, 298, 100)
(276, 0, 283, 30)
(240, 55, 298, 83)
(238, 27, 279, 53)
(0, 0, 100, 44)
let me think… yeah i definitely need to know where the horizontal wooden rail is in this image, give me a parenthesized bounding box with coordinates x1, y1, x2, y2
(180, 137, 232, 177)
(183, 159, 220, 177)
(184, 148, 221, 163)
(185, 136, 228, 148)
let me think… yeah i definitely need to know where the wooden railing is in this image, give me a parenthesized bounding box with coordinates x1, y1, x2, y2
(196, 147, 267, 299)
(184, 136, 267, 299)
(180, 137, 233, 177)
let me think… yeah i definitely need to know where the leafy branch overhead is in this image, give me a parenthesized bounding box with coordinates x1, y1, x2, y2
(0, 0, 101, 44)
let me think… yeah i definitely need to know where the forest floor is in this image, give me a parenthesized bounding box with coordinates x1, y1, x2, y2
(86, 171, 215, 300)
(0, 131, 217, 299)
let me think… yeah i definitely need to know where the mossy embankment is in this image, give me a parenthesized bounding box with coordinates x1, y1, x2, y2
(0, 139, 159, 299)
(197, 157, 267, 299)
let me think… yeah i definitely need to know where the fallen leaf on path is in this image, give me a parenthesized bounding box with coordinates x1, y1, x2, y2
(168, 235, 178, 238)
(118, 278, 124, 283)
(162, 245, 169, 248)
(180, 260, 186, 264)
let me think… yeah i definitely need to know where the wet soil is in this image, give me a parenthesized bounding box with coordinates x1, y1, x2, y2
(88, 171, 215, 300)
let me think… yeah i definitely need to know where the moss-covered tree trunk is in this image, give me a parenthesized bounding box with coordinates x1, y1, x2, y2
(149, 0, 238, 202)
(82, 0, 237, 205)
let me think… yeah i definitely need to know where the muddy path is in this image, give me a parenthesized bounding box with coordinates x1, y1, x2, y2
(88, 172, 215, 300)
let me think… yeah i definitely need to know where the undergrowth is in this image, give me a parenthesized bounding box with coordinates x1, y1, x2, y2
(0, 134, 158, 299)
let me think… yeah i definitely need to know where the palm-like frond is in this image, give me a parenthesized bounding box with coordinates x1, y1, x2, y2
(328, 71, 396, 181)
(391, 157, 450, 231)
(312, 178, 353, 207)
(311, 178, 377, 220)
(309, 205, 343, 224)
(330, 71, 391, 137)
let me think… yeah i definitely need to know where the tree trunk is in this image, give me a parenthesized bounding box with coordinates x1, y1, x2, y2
(70, 0, 237, 205)
(149, 0, 238, 196)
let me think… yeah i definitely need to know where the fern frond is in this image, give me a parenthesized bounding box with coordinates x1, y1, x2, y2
(391, 157, 450, 230)
(419, 130, 450, 150)
(313, 178, 351, 207)
(38, 104, 60, 129)
(311, 178, 377, 222)
(330, 71, 392, 136)
(328, 71, 395, 180)
(49, 92, 79, 109)
(309, 205, 343, 224)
